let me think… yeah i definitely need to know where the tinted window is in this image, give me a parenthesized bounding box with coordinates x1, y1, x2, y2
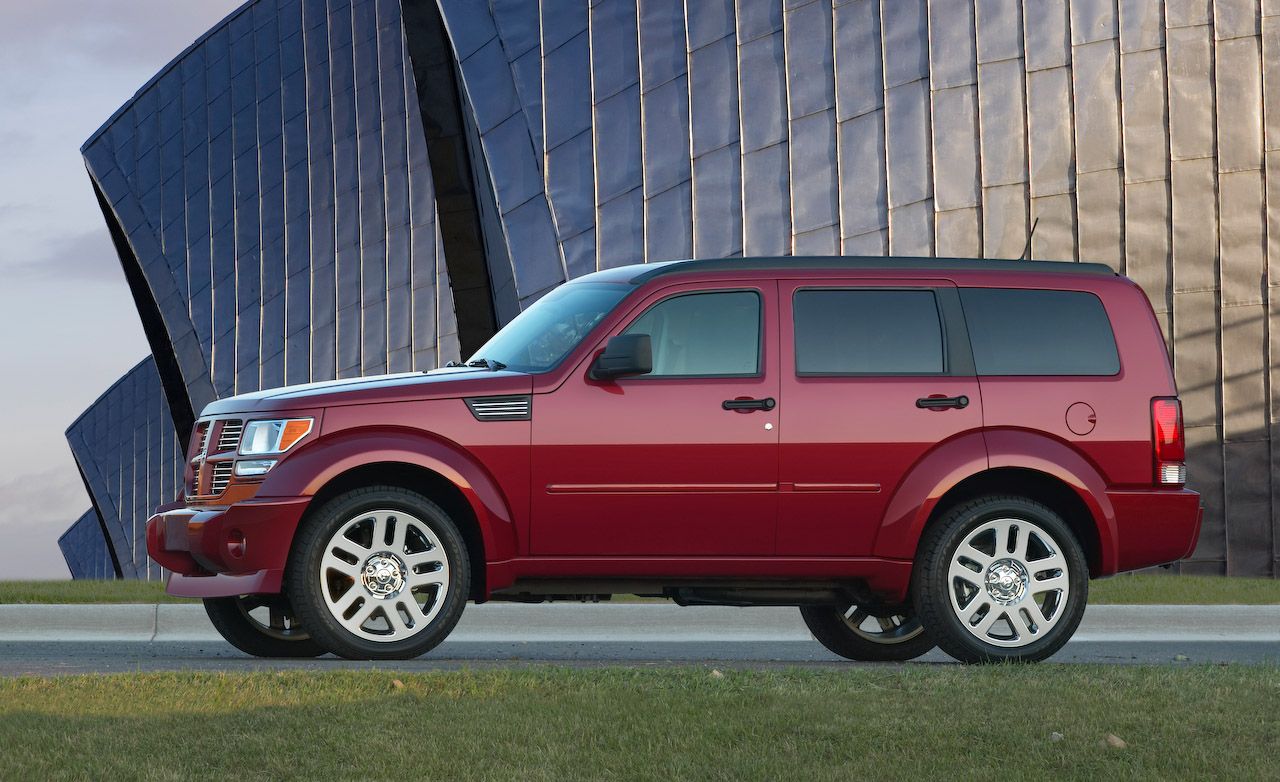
(624, 291, 761, 376)
(794, 290, 945, 374)
(960, 288, 1119, 375)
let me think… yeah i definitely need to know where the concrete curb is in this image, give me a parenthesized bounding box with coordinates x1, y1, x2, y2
(1, 603, 1278, 644)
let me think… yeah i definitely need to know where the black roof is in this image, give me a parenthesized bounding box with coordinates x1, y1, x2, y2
(627, 256, 1117, 284)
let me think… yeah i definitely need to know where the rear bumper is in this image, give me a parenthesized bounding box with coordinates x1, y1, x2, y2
(1108, 487, 1202, 573)
(145, 496, 311, 596)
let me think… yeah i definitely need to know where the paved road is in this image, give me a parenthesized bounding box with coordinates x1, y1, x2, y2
(1, 639, 1278, 676)
(1, 604, 1276, 675)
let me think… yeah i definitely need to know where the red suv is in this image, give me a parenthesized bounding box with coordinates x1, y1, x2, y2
(147, 258, 1202, 663)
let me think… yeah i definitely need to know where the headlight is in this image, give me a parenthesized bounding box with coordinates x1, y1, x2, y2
(239, 418, 313, 455)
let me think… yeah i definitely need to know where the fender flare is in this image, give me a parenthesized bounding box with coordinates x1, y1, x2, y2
(983, 429, 1117, 574)
(872, 431, 989, 561)
(873, 430, 1117, 574)
(258, 427, 520, 566)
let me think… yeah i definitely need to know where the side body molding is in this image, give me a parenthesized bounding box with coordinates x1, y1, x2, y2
(256, 428, 521, 586)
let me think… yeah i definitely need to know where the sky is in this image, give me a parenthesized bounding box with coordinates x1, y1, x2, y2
(0, 1, 244, 579)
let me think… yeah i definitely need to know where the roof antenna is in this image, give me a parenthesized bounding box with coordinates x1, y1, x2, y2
(1020, 217, 1040, 260)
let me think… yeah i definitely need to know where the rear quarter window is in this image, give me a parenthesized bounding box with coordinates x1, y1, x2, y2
(960, 288, 1120, 376)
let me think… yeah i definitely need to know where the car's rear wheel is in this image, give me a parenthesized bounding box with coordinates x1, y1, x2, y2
(913, 495, 1088, 663)
(286, 486, 470, 660)
(203, 594, 325, 658)
(800, 604, 935, 661)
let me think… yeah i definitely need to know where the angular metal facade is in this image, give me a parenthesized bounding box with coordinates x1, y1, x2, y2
(437, 0, 1280, 577)
(58, 510, 118, 581)
(65, 359, 183, 580)
(64, 0, 1278, 578)
(80, 0, 461, 421)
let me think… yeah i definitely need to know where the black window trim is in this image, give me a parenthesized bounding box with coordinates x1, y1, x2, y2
(958, 286, 1122, 378)
(791, 286, 971, 378)
(618, 287, 766, 380)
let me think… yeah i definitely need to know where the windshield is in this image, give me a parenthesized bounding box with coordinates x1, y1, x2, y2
(467, 283, 631, 373)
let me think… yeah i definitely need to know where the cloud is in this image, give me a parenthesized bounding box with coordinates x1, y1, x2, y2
(0, 222, 125, 283)
(0, 1, 246, 74)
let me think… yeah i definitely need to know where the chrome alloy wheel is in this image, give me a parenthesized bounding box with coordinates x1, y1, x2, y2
(841, 606, 927, 645)
(947, 518, 1071, 648)
(317, 509, 451, 643)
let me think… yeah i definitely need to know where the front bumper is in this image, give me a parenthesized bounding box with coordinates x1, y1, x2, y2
(146, 496, 311, 597)
(1108, 487, 1203, 573)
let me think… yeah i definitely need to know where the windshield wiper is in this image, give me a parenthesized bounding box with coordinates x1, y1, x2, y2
(442, 357, 506, 370)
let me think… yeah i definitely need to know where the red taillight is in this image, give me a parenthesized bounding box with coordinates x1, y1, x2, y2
(1152, 398, 1185, 485)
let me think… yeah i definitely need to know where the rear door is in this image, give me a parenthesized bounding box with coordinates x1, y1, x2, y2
(777, 279, 983, 556)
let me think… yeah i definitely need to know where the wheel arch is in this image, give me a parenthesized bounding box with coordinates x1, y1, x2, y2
(920, 467, 1104, 577)
(304, 462, 491, 601)
(873, 430, 1117, 577)
(262, 427, 522, 599)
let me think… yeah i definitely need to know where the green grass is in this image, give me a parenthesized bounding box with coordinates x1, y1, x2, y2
(1, 573, 1278, 604)
(1088, 574, 1280, 605)
(0, 667, 1275, 780)
(0, 580, 194, 604)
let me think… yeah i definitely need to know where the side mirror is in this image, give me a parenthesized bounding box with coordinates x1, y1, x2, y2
(590, 334, 652, 380)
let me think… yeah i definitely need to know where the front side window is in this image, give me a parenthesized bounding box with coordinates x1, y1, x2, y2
(623, 290, 761, 377)
(467, 283, 631, 373)
(794, 289, 945, 375)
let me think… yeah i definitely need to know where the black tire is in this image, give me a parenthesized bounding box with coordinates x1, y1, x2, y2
(285, 486, 470, 660)
(800, 604, 935, 662)
(912, 495, 1089, 664)
(203, 595, 326, 658)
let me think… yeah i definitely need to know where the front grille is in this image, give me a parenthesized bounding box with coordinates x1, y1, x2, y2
(210, 462, 234, 495)
(216, 420, 243, 452)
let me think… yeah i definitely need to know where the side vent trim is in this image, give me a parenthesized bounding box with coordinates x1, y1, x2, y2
(464, 395, 532, 422)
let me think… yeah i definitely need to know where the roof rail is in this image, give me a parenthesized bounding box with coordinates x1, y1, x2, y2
(630, 256, 1117, 284)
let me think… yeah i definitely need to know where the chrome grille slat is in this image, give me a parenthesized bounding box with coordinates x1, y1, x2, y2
(216, 420, 243, 452)
(209, 462, 234, 495)
(186, 422, 211, 499)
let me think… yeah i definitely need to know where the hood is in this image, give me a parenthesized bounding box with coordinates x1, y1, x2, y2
(200, 368, 534, 416)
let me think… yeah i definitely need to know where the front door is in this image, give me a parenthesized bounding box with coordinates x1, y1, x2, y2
(777, 279, 984, 556)
(531, 281, 780, 556)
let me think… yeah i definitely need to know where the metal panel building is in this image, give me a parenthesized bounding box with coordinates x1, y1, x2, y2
(64, 358, 183, 580)
(64, 0, 1279, 578)
(58, 510, 118, 581)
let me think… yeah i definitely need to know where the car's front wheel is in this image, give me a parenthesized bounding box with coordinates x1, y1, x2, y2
(286, 486, 470, 660)
(913, 495, 1088, 663)
(203, 594, 325, 658)
(800, 604, 935, 661)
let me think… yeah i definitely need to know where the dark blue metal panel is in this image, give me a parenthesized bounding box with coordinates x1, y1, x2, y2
(64, 359, 183, 581)
(59, 510, 117, 581)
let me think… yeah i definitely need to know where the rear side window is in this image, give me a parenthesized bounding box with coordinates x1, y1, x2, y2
(794, 289, 945, 375)
(960, 288, 1120, 376)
